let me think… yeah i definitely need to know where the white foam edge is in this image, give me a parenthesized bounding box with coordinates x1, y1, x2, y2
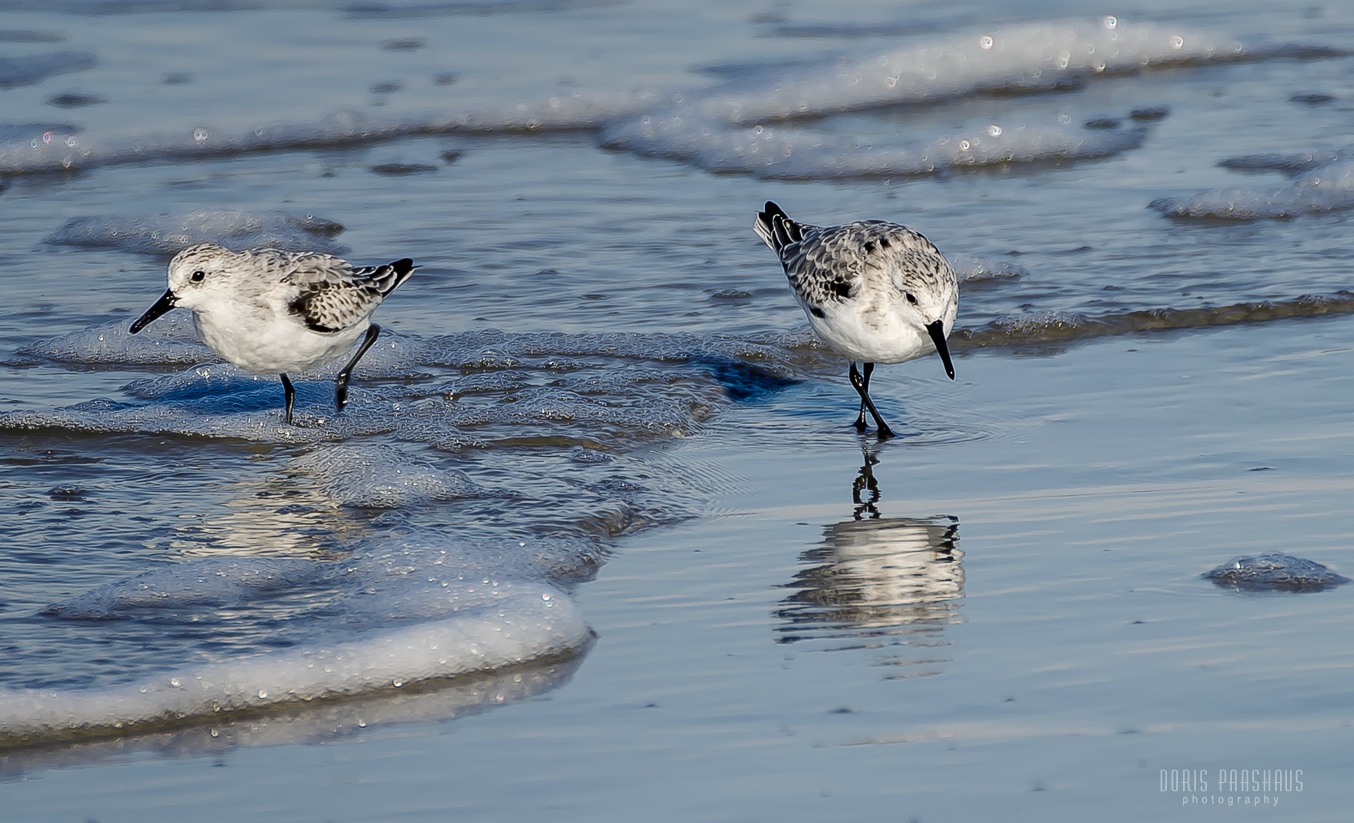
(0, 19, 1309, 178)
(0, 398, 397, 443)
(0, 90, 655, 175)
(948, 253, 1028, 283)
(602, 116, 1146, 178)
(291, 443, 483, 507)
(44, 208, 347, 255)
(0, 654, 586, 769)
(692, 18, 1249, 123)
(0, 580, 587, 742)
(1152, 158, 1354, 219)
(20, 317, 426, 375)
(44, 556, 323, 618)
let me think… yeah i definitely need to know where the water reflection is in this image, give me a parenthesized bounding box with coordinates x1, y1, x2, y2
(852, 447, 882, 519)
(775, 449, 964, 677)
(171, 473, 359, 558)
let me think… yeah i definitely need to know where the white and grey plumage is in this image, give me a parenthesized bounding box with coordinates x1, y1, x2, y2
(129, 243, 415, 424)
(754, 201, 957, 438)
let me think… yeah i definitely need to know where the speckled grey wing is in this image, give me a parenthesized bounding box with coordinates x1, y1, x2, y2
(782, 228, 870, 317)
(788, 222, 950, 317)
(755, 202, 841, 318)
(285, 256, 416, 333)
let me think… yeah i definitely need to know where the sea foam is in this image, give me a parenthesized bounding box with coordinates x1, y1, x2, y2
(1152, 158, 1354, 220)
(689, 18, 1249, 124)
(46, 209, 348, 256)
(1204, 553, 1350, 591)
(601, 117, 1148, 179)
(290, 444, 484, 508)
(2, 533, 598, 746)
(2, 324, 802, 446)
(2, 584, 587, 743)
(0, 19, 1331, 182)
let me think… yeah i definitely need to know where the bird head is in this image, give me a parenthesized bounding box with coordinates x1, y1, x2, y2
(898, 270, 959, 380)
(129, 243, 234, 333)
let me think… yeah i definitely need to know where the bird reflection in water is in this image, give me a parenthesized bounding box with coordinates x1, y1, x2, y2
(852, 446, 882, 519)
(775, 447, 964, 678)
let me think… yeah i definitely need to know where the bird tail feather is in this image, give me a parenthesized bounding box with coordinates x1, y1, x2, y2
(753, 201, 808, 257)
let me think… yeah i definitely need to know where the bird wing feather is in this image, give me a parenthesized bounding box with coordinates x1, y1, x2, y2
(783, 227, 869, 315)
(792, 222, 951, 318)
(282, 255, 416, 333)
(756, 203, 950, 319)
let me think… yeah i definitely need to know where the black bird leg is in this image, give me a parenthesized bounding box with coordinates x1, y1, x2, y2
(848, 361, 894, 439)
(280, 373, 295, 425)
(851, 362, 868, 431)
(335, 324, 382, 413)
(850, 362, 876, 430)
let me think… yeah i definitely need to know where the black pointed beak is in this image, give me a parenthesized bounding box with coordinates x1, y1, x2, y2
(129, 289, 178, 334)
(926, 320, 955, 380)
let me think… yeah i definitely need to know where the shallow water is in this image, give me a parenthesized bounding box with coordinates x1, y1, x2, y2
(3, 0, 1354, 818)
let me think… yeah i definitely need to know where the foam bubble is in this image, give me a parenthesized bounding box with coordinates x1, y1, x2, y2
(690, 20, 1250, 124)
(441, 370, 534, 396)
(24, 293, 1354, 448)
(42, 557, 325, 619)
(0, 19, 1320, 180)
(0, 97, 660, 176)
(615, 117, 1147, 178)
(948, 253, 1028, 285)
(18, 318, 428, 378)
(431, 88, 662, 132)
(291, 444, 483, 508)
(45, 209, 348, 256)
(0, 578, 588, 744)
(596, 19, 1243, 180)
(2, 327, 803, 446)
(0, 110, 422, 176)
(14, 314, 209, 367)
(1204, 553, 1350, 592)
(1151, 159, 1354, 220)
(0, 655, 584, 771)
(0, 398, 391, 443)
(122, 363, 295, 401)
(2, 533, 601, 746)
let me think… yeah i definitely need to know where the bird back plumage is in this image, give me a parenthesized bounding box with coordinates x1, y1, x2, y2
(283, 255, 416, 333)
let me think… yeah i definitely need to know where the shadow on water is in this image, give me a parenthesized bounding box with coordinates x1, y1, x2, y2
(773, 447, 964, 678)
(688, 355, 800, 402)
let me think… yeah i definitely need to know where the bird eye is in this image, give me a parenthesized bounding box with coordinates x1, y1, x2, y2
(191, 270, 205, 282)
(905, 293, 918, 305)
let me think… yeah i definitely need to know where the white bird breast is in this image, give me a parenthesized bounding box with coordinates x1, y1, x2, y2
(803, 298, 936, 365)
(193, 310, 369, 375)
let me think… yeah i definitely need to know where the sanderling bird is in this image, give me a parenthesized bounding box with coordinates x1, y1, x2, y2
(754, 201, 957, 439)
(129, 243, 415, 424)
